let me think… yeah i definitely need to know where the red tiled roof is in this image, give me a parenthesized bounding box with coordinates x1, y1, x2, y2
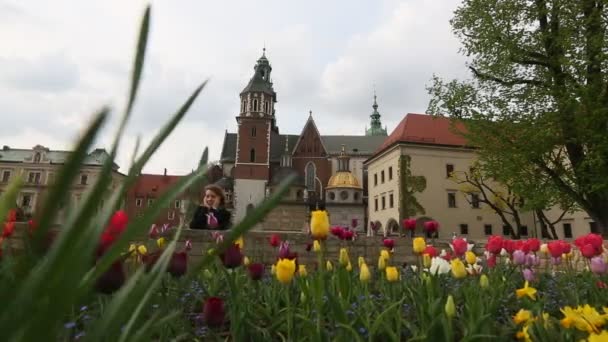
(128, 173, 183, 197)
(374, 113, 469, 154)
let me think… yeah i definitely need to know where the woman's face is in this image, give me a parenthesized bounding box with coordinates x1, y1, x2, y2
(204, 190, 220, 208)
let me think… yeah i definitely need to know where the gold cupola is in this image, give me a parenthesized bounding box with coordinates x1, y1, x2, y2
(326, 145, 362, 189)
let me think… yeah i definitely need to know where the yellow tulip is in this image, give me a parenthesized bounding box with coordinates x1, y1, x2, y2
(235, 235, 244, 249)
(346, 262, 352, 272)
(445, 295, 456, 318)
(298, 264, 307, 277)
(378, 255, 387, 270)
(359, 263, 371, 283)
(137, 245, 148, 255)
(358, 256, 366, 267)
(465, 251, 476, 265)
(326, 260, 333, 271)
(450, 258, 467, 279)
(413, 237, 426, 254)
(480, 274, 489, 289)
(385, 266, 399, 282)
(275, 258, 296, 284)
(422, 254, 432, 268)
(243, 256, 250, 266)
(313, 240, 321, 253)
(310, 210, 330, 240)
(380, 250, 390, 260)
(156, 237, 166, 249)
(339, 248, 350, 267)
(540, 243, 549, 255)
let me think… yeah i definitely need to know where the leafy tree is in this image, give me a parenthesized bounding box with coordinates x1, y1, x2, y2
(428, 0, 608, 234)
(399, 155, 426, 220)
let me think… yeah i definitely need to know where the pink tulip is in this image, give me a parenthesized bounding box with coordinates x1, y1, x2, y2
(451, 238, 468, 257)
(423, 221, 439, 233)
(522, 268, 536, 282)
(512, 250, 526, 265)
(590, 256, 607, 275)
(402, 218, 417, 231)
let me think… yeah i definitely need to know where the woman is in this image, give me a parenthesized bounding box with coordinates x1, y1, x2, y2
(189, 184, 232, 230)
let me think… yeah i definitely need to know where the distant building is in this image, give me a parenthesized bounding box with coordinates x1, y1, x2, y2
(0, 144, 125, 223)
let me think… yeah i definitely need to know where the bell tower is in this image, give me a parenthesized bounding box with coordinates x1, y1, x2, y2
(233, 49, 277, 222)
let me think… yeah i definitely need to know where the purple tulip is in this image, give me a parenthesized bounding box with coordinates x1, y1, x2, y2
(278, 241, 291, 259)
(590, 256, 607, 275)
(525, 253, 540, 267)
(522, 268, 536, 282)
(551, 256, 562, 265)
(512, 250, 526, 265)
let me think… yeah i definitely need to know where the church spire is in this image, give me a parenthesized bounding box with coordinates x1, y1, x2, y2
(365, 88, 388, 136)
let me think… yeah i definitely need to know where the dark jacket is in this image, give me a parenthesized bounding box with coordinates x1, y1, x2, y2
(189, 206, 231, 230)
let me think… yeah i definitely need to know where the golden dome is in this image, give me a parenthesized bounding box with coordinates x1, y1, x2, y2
(326, 171, 362, 189)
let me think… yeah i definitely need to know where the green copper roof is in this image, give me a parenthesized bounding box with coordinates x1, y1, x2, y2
(366, 92, 387, 136)
(240, 49, 276, 97)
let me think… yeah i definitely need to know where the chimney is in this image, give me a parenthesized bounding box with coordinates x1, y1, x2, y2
(164, 168, 167, 176)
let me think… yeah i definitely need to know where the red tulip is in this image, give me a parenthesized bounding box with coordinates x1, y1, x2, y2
(575, 234, 603, 256)
(168, 252, 188, 277)
(2, 222, 15, 238)
(547, 241, 564, 258)
(502, 239, 516, 255)
(202, 297, 225, 327)
(423, 220, 439, 233)
(185, 240, 192, 251)
(383, 239, 395, 250)
(402, 218, 417, 231)
(441, 251, 453, 261)
(95, 261, 125, 294)
(486, 235, 503, 254)
(450, 238, 468, 257)
(331, 226, 345, 238)
(597, 280, 608, 289)
(269, 234, 281, 247)
(526, 238, 540, 253)
(248, 263, 265, 280)
(516, 240, 530, 254)
(351, 218, 359, 229)
(341, 230, 354, 241)
(423, 245, 438, 257)
(6, 209, 17, 222)
(487, 254, 497, 268)
(560, 240, 571, 254)
(148, 224, 159, 239)
(581, 244, 596, 259)
(108, 210, 128, 235)
(221, 244, 243, 268)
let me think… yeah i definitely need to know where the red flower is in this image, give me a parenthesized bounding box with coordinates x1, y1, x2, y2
(526, 238, 541, 253)
(486, 235, 503, 254)
(107, 210, 128, 235)
(581, 244, 596, 259)
(269, 234, 281, 247)
(370, 222, 379, 232)
(402, 218, 417, 231)
(575, 234, 603, 257)
(95, 261, 125, 294)
(502, 239, 516, 255)
(248, 263, 265, 280)
(2, 222, 15, 238)
(441, 251, 453, 261)
(423, 221, 439, 233)
(202, 297, 225, 327)
(560, 241, 571, 254)
(221, 244, 243, 269)
(383, 239, 395, 250)
(516, 240, 530, 254)
(597, 280, 608, 289)
(6, 209, 17, 222)
(331, 226, 345, 238)
(351, 218, 359, 229)
(487, 254, 497, 268)
(423, 245, 438, 257)
(451, 238, 468, 257)
(168, 252, 188, 277)
(305, 242, 313, 252)
(547, 241, 565, 258)
(341, 230, 354, 241)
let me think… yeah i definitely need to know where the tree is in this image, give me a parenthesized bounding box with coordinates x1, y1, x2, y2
(399, 155, 426, 219)
(428, 0, 608, 234)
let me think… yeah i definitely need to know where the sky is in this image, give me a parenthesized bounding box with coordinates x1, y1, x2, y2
(0, 0, 469, 175)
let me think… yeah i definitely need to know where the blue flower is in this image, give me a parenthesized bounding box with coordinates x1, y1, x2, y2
(64, 322, 77, 329)
(358, 327, 367, 335)
(75, 331, 86, 339)
(80, 306, 88, 312)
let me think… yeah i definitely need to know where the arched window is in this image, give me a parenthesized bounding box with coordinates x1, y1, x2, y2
(246, 203, 254, 215)
(250, 149, 256, 162)
(242, 100, 246, 113)
(265, 101, 270, 113)
(253, 99, 259, 112)
(251, 126, 256, 137)
(34, 153, 41, 163)
(305, 162, 316, 190)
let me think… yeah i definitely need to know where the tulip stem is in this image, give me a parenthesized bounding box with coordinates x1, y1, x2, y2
(286, 285, 293, 341)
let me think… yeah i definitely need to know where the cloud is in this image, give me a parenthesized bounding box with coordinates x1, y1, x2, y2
(0, 53, 80, 92)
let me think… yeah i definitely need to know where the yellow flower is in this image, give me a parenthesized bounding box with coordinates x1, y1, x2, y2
(588, 330, 608, 342)
(465, 251, 476, 265)
(346, 262, 352, 272)
(157, 237, 166, 249)
(243, 256, 250, 266)
(422, 253, 432, 268)
(445, 295, 456, 318)
(380, 249, 390, 260)
(480, 274, 489, 289)
(385, 266, 399, 282)
(298, 264, 307, 277)
(516, 281, 537, 301)
(450, 258, 467, 279)
(540, 243, 549, 255)
(359, 263, 371, 283)
(413, 237, 426, 254)
(513, 309, 532, 325)
(358, 256, 366, 268)
(515, 324, 531, 342)
(339, 248, 350, 267)
(310, 210, 330, 240)
(326, 260, 333, 271)
(129, 244, 137, 253)
(378, 255, 387, 270)
(560, 305, 605, 333)
(235, 235, 244, 249)
(137, 245, 147, 255)
(275, 258, 296, 284)
(313, 240, 321, 253)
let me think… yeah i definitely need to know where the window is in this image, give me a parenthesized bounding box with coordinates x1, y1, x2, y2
(589, 221, 599, 234)
(471, 193, 480, 208)
(328, 192, 335, 200)
(28, 172, 41, 184)
(389, 193, 394, 208)
(264, 101, 270, 113)
(135, 198, 143, 207)
(251, 126, 256, 137)
(446, 164, 454, 178)
(250, 149, 256, 163)
(168, 211, 175, 220)
(80, 174, 88, 185)
(381, 196, 386, 210)
(388, 167, 393, 180)
(34, 153, 41, 163)
(374, 198, 378, 212)
(381, 170, 385, 183)
(1, 170, 10, 183)
(520, 226, 529, 236)
(460, 224, 469, 235)
(354, 192, 360, 201)
(174, 200, 181, 209)
(447, 192, 456, 208)
(241, 100, 246, 113)
(253, 99, 259, 111)
(374, 174, 378, 186)
(484, 224, 492, 236)
(563, 223, 573, 238)
(305, 163, 316, 190)
(21, 193, 32, 208)
(340, 191, 348, 200)
(502, 225, 510, 236)
(148, 198, 154, 207)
